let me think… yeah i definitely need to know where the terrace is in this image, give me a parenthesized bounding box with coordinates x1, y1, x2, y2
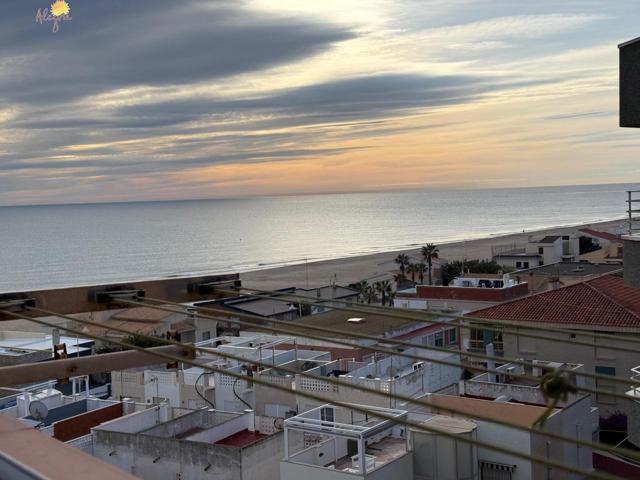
(281, 404, 410, 479)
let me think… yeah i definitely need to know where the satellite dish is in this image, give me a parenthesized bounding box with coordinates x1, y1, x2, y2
(29, 401, 49, 422)
(273, 417, 284, 430)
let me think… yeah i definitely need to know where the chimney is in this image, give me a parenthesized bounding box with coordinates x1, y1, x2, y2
(623, 234, 640, 288)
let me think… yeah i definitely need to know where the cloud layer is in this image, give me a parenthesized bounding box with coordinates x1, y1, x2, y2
(0, 0, 639, 205)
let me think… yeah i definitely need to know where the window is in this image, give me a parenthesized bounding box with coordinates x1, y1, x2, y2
(595, 366, 617, 404)
(523, 261, 529, 268)
(538, 247, 544, 254)
(480, 460, 515, 480)
(201, 330, 210, 341)
(562, 235, 570, 240)
(446, 328, 457, 345)
(469, 328, 484, 350)
(434, 331, 444, 347)
(320, 407, 334, 423)
(515, 261, 522, 268)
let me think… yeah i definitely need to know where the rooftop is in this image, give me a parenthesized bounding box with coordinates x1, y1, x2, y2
(579, 228, 623, 243)
(0, 331, 93, 357)
(420, 393, 555, 428)
(0, 414, 138, 480)
(274, 308, 420, 338)
(200, 285, 359, 318)
(468, 272, 640, 330)
(68, 306, 188, 337)
(515, 262, 621, 277)
(214, 429, 265, 447)
(536, 235, 561, 244)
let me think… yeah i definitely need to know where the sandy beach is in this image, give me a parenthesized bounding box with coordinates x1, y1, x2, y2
(240, 218, 629, 290)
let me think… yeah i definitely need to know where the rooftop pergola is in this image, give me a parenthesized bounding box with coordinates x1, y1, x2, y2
(283, 403, 408, 475)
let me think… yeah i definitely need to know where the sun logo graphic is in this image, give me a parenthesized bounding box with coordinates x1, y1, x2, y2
(36, 0, 72, 33)
(50, 1, 70, 17)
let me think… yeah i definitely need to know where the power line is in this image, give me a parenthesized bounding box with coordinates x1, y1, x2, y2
(229, 286, 640, 352)
(0, 309, 627, 480)
(136, 296, 640, 393)
(9, 304, 640, 461)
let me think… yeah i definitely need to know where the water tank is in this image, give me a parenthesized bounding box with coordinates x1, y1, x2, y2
(412, 415, 479, 480)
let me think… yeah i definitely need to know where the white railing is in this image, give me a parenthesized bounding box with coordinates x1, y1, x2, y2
(66, 434, 93, 454)
(628, 366, 640, 398)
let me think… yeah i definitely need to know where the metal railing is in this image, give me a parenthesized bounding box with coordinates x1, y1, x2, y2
(627, 190, 640, 235)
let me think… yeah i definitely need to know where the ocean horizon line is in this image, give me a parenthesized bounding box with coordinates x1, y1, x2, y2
(2, 180, 639, 209)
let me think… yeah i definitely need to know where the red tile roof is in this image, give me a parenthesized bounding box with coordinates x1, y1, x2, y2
(467, 273, 640, 330)
(579, 228, 623, 243)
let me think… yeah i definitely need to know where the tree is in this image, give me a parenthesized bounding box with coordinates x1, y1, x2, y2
(406, 263, 417, 283)
(94, 334, 166, 354)
(375, 280, 393, 306)
(394, 254, 410, 276)
(441, 259, 506, 286)
(421, 243, 439, 285)
(363, 284, 378, 304)
(349, 280, 370, 302)
(416, 262, 428, 284)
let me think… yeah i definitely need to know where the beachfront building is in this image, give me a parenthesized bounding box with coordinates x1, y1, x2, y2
(254, 358, 360, 418)
(66, 305, 213, 344)
(111, 334, 330, 411)
(198, 285, 360, 322)
(460, 360, 587, 403)
(92, 407, 283, 480)
(512, 262, 621, 293)
(626, 365, 640, 448)
(295, 348, 461, 412)
(465, 272, 640, 417)
(394, 273, 529, 313)
(250, 308, 461, 363)
(492, 234, 580, 270)
(414, 393, 595, 480)
(0, 380, 156, 455)
(578, 228, 624, 264)
(281, 404, 413, 479)
(0, 329, 93, 366)
(282, 399, 594, 480)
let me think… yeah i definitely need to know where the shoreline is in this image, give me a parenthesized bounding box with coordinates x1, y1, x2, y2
(239, 217, 629, 290)
(0, 217, 628, 294)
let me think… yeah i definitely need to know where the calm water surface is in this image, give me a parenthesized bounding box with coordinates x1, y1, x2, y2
(0, 183, 636, 291)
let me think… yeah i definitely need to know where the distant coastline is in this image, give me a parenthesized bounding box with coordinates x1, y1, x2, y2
(239, 217, 628, 290)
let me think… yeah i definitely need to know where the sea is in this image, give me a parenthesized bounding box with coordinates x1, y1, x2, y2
(0, 183, 637, 292)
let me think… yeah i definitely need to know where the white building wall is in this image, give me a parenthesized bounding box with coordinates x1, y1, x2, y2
(474, 420, 533, 480)
(503, 330, 638, 416)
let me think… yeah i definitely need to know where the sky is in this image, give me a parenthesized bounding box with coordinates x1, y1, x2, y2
(1, 0, 640, 206)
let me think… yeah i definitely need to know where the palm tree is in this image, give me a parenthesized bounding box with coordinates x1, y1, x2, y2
(375, 280, 393, 306)
(364, 285, 378, 304)
(406, 263, 417, 283)
(416, 262, 428, 284)
(394, 253, 410, 277)
(350, 280, 369, 303)
(421, 243, 439, 285)
(392, 272, 405, 285)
